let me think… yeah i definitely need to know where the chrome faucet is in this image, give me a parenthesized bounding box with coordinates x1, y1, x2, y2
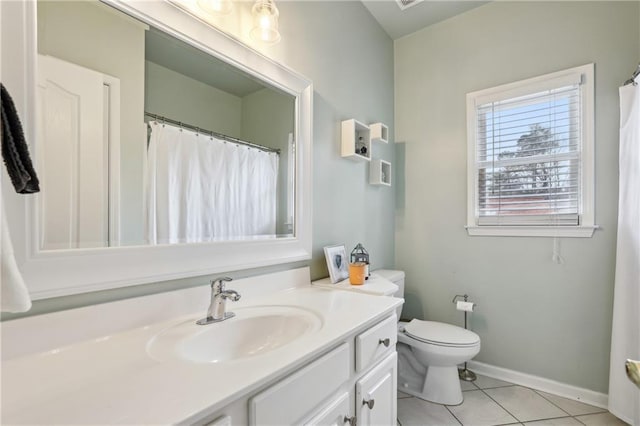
(196, 277, 241, 325)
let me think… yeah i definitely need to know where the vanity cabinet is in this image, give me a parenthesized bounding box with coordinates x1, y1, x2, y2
(207, 314, 398, 426)
(1, 269, 403, 425)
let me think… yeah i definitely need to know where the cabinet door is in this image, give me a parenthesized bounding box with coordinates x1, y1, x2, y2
(249, 343, 350, 425)
(304, 392, 350, 426)
(356, 353, 397, 426)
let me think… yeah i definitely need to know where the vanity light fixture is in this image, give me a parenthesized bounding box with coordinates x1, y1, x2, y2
(197, 0, 233, 15)
(250, 0, 281, 44)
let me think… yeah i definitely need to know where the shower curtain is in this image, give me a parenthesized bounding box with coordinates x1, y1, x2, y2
(146, 121, 278, 245)
(608, 81, 640, 424)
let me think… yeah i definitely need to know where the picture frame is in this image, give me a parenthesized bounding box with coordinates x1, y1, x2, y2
(323, 244, 349, 283)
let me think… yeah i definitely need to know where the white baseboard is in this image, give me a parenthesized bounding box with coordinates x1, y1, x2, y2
(467, 360, 609, 409)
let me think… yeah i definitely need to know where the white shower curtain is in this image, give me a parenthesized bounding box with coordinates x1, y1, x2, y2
(146, 121, 278, 245)
(608, 82, 640, 424)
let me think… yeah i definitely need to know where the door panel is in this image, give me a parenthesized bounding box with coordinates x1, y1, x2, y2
(38, 54, 108, 249)
(356, 353, 397, 426)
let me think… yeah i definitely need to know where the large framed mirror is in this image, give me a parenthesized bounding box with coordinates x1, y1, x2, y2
(4, 0, 312, 299)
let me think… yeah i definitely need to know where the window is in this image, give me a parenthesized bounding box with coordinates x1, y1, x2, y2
(466, 64, 595, 237)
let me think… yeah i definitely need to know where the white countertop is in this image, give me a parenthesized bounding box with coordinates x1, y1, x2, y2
(312, 271, 399, 296)
(1, 268, 402, 424)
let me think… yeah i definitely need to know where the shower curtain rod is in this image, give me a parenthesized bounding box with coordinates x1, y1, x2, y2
(144, 112, 280, 154)
(623, 64, 640, 86)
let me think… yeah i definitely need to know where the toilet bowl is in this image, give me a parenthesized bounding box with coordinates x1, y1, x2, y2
(375, 270, 481, 406)
(397, 319, 480, 405)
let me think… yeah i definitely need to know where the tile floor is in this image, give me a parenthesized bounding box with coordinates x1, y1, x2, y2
(397, 374, 629, 426)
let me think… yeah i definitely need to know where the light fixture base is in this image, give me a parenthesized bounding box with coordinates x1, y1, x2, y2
(197, 0, 233, 16)
(395, 0, 424, 11)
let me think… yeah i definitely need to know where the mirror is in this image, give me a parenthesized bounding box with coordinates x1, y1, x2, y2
(5, 0, 312, 299)
(36, 0, 295, 249)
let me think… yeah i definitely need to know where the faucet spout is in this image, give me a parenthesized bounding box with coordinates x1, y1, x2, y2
(196, 277, 241, 325)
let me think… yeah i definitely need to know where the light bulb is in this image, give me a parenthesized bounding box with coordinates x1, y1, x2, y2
(250, 0, 281, 44)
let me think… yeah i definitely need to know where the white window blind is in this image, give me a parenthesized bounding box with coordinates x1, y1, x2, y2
(474, 75, 583, 226)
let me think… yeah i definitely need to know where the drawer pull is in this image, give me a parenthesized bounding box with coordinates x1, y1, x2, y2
(362, 398, 375, 409)
(344, 415, 357, 426)
(378, 338, 390, 347)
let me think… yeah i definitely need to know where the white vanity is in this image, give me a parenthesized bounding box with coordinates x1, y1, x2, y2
(1, 268, 402, 424)
(0, 2, 402, 423)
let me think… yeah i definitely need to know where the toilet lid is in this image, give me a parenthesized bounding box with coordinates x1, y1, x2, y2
(404, 320, 480, 347)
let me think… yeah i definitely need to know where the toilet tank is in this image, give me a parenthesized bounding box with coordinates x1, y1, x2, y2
(374, 269, 405, 319)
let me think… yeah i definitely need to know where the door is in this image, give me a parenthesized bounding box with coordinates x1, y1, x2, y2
(37, 54, 116, 249)
(356, 352, 397, 426)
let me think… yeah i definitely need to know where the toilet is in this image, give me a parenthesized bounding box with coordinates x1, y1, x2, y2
(375, 270, 481, 406)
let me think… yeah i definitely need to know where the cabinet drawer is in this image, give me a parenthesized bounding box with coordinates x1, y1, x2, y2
(355, 314, 397, 372)
(249, 343, 350, 425)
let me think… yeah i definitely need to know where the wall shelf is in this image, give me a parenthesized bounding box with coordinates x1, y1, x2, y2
(341, 119, 371, 162)
(370, 159, 391, 186)
(369, 122, 389, 144)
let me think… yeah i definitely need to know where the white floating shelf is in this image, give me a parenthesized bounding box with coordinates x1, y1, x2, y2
(341, 119, 371, 162)
(369, 122, 389, 144)
(370, 159, 391, 186)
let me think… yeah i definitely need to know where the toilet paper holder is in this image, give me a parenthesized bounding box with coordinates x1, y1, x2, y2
(452, 294, 477, 382)
(452, 294, 477, 309)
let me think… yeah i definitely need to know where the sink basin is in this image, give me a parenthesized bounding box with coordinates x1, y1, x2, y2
(147, 305, 322, 363)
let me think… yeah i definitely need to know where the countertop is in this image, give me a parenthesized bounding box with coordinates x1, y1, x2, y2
(1, 269, 402, 424)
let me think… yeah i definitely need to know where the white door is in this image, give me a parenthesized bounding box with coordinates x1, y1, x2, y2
(356, 353, 397, 426)
(37, 55, 111, 249)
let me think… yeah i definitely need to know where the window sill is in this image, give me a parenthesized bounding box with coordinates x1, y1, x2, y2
(465, 225, 598, 238)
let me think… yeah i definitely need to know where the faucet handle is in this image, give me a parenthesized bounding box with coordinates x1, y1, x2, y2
(211, 276, 233, 291)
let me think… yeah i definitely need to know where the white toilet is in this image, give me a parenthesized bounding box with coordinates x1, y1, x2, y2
(375, 270, 481, 406)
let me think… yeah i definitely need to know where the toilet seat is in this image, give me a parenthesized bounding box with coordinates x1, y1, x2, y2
(403, 319, 480, 348)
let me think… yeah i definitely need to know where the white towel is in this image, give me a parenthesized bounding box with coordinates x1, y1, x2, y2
(1, 202, 31, 312)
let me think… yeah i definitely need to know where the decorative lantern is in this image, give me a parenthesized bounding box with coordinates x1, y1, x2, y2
(350, 243, 370, 279)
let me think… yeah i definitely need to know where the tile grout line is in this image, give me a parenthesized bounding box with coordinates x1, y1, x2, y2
(444, 403, 464, 425)
(531, 388, 606, 417)
(573, 415, 588, 426)
(398, 382, 604, 426)
(449, 379, 478, 425)
(483, 384, 587, 424)
(479, 387, 523, 423)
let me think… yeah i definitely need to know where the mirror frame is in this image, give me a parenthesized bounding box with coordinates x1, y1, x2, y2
(3, 0, 312, 300)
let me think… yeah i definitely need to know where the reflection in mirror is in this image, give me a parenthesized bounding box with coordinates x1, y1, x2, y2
(36, 0, 295, 250)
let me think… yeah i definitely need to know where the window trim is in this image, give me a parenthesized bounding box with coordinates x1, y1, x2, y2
(466, 64, 596, 238)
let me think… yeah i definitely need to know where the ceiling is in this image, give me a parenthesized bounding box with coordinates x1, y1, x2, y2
(361, 0, 488, 40)
(144, 1, 489, 96)
(146, 27, 267, 97)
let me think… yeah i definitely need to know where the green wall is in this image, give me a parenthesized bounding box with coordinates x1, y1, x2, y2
(145, 60, 243, 138)
(394, 1, 639, 394)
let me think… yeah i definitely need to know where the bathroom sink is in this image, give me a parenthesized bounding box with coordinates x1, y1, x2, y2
(147, 305, 323, 363)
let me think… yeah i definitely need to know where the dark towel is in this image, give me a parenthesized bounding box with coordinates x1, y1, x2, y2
(1, 83, 40, 194)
